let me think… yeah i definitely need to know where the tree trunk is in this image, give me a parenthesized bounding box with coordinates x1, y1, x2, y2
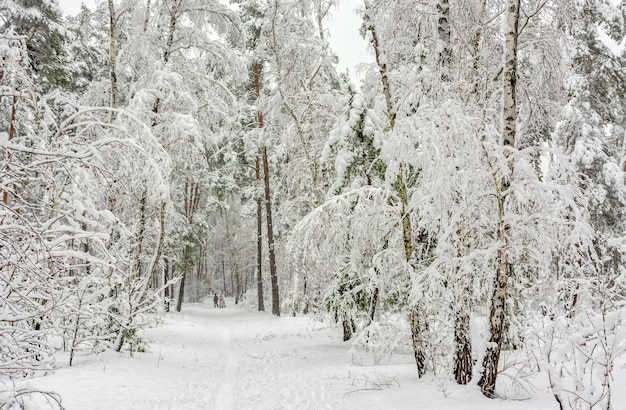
(262, 146, 280, 316)
(221, 248, 227, 294)
(142, 0, 152, 33)
(234, 270, 240, 305)
(164, 257, 170, 312)
(252, 41, 266, 312)
(364, 1, 395, 130)
(107, 0, 118, 121)
(342, 315, 353, 342)
(153, 0, 180, 114)
(454, 222, 473, 384)
(176, 270, 186, 313)
(256, 165, 265, 311)
(169, 261, 175, 310)
(479, 0, 520, 398)
(409, 306, 426, 377)
(134, 187, 147, 279)
(454, 299, 472, 384)
(176, 245, 190, 313)
(81, 211, 91, 275)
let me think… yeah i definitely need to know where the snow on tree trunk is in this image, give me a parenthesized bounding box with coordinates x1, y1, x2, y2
(479, 0, 520, 398)
(454, 289, 472, 384)
(409, 306, 426, 377)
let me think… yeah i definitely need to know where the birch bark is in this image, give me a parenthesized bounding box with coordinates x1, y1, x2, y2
(478, 0, 520, 398)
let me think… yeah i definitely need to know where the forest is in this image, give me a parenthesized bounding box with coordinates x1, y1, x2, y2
(1, 0, 626, 408)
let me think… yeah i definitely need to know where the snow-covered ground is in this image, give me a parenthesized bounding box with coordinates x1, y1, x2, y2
(19, 299, 624, 409)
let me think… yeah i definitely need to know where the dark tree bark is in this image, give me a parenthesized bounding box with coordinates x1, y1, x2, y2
(107, 0, 118, 121)
(176, 270, 185, 313)
(342, 317, 353, 342)
(252, 44, 266, 312)
(256, 157, 265, 311)
(176, 245, 190, 313)
(262, 146, 280, 316)
(164, 258, 171, 312)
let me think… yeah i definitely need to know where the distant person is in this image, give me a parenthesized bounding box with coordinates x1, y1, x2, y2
(213, 293, 218, 308)
(219, 293, 225, 308)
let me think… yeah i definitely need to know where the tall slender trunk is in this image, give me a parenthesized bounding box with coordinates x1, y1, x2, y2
(234, 270, 240, 304)
(107, 0, 118, 121)
(222, 245, 227, 292)
(169, 261, 175, 310)
(252, 35, 267, 312)
(479, 0, 520, 398)
(81, 211, 91, 275)
(262, 146, 280, 316)
(256, 158, 265, 311)
(69, 293, 83, 367)
(164, 257, 170, 312)
(134, 187, 147, 279)
(176, 246, 189, 313)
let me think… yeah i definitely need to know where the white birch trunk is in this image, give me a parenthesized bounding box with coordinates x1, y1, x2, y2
(478, 0, 520, 398)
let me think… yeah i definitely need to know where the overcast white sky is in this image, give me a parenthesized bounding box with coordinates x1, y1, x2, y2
(58, 0, 96, 16)
(57, 0, 372, 80)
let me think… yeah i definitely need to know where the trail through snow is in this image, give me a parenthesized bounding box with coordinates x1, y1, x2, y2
(25, 299, 626, 409)
(30, 300, 352, 409)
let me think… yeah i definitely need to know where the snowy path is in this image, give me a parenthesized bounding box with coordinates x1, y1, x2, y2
(30, 300, 354, 409)
(27, 300, 625, 409)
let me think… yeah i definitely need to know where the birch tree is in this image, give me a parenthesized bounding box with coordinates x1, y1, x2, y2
(478, 0, 521, 398)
